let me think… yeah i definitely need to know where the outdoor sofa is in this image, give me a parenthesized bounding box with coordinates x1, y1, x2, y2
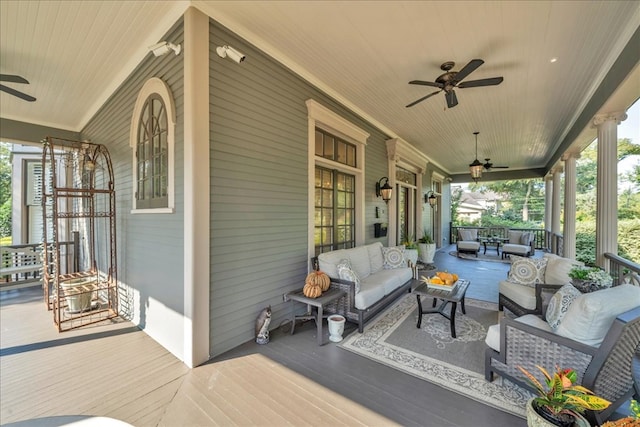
(316, 242, 413, 332)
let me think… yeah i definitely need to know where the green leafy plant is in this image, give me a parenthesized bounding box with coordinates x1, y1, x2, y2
(568, 266, 613, 289)
(401, 233, 418, 250)
(418, 231, 433, 244)
(519, 365, 610, 421)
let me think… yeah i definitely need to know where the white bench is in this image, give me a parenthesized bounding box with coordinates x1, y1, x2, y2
(1, 245, 43, 290)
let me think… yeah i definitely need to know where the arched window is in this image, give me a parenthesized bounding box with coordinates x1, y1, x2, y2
(130, 78, 175, 213)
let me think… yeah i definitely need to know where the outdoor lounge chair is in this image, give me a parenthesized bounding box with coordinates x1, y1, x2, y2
(456, 229, 480, 257)
(485, 285, 640, 425)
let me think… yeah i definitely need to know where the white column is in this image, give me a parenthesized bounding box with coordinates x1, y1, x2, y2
(551, 167, 563, 253)
(562, 153, 579, 260)
(183, 7, 210, 368)
(544, 175, 553, 251)
(593, 112, 627, 270)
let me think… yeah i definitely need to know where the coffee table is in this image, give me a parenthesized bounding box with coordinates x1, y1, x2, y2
(479, 237, 508, 255)
(413, 279, 470, 338)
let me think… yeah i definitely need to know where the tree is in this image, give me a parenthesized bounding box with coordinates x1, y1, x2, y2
(469, 178, 545, 225)
(0, 143, 11, 238)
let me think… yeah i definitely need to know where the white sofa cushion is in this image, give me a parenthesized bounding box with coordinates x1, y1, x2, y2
(318, 249, 348, 278)
(367, 242, 384, 274)
(542, 253, 583, 285)
(485, 315, 552, 352)
(502, 243, 530, 256)
(508, 230, 524, 243)
(507, 255, 548, 287)
(546, 283, 581, 329)
(355, 267, 412, 310)
(555, 284, 640, 346)
(499, 279, 538, 310)
(382, 246, 406, 269)
(458, 241, 481, 251)
(347, 246, 371, 279)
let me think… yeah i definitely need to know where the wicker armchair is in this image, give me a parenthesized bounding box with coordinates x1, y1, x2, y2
(485, 306, 640, 425)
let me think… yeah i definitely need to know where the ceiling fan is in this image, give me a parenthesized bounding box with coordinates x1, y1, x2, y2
(406, 59, 503, 109)
(483, 158, 509, 171)
(0, 74, 36, 102)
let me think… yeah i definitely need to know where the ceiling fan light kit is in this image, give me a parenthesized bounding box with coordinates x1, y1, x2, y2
(406, 59, 503, 109)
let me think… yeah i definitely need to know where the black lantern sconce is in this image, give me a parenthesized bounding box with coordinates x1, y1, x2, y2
(375, 177, 393, 203)
(425, 191, 437, 208)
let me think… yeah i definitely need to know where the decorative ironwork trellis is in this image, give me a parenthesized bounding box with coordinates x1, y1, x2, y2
(41, 137, 118, 331)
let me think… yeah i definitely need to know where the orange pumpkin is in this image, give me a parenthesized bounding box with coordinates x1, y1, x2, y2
(303, 282, 323, 298)
(305, 271, 330, 292)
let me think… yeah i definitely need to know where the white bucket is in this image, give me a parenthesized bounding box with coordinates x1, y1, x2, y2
(328, 315, 346, 342)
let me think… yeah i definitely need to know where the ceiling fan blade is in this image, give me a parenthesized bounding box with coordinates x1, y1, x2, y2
(458, 77, 504, 88)
(445, 90, 458, 108)
(452, 59, 484, 83)
(409, 80, 443, 88)
(0, 74, 29, 84)
(406, 90, 441, 108)
(0, 84, 36, 102)
(491, 166, 509, 169)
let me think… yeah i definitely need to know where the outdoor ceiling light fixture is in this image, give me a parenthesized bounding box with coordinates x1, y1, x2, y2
(376, 177, 393, 203)
(149, 41, 182, 57)
(469, 131, 484, 183)
(425, 191, 437, 207)
(216, 45, 246, 64)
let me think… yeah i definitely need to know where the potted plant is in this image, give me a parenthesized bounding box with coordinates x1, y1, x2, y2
(418, 230, 436, 264)
(402, 234, 419, 267)
(568, 266, 613, 293)
(519, 365, 611, 427)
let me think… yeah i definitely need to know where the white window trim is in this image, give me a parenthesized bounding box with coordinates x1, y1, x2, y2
(129, 77, 176, 214)
(306, 99, 369, 262)
(385, 138, 429, 244)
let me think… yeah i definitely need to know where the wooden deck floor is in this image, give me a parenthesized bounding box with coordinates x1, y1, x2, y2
(1, 247, 525, 427)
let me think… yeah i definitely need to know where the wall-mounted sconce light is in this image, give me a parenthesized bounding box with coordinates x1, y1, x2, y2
(149, 41, 182, 57)
(425, 191, 437, 208)
(216, 45, 246, 63)
(375, 177, 393, 203)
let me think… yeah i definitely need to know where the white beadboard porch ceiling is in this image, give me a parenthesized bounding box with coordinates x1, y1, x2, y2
(1, 1, 638, 177)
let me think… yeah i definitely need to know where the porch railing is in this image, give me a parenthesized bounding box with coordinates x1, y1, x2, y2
(605, 252, 640, 287)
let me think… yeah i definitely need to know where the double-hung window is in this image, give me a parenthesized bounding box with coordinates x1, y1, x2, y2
(306, 100, 368, 257)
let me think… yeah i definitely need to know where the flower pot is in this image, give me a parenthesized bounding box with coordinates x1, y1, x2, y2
(526, 399, 590, 427)
(404, 248, 419, 267)
(328, 315, 346, 342)
(418, 243, 436, 264)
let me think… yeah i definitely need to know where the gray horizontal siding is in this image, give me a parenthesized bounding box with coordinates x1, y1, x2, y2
(209, 20, 392, 356)
(81, 21, 185, 318)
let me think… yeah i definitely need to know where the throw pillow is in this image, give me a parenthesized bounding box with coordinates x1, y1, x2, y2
(507, 255, 548, 287)
(337, 259, 360, 293)
(382, 246, 406, 269)
(520, 232, 532, 245)
(546, 284, 582, 329)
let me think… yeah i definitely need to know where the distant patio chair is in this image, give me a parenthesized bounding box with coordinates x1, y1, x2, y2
(456, 229, 480, 257)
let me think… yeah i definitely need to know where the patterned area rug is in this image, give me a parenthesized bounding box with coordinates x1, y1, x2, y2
(339, 293, 532, 418)
(449, 250, 511, 263)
